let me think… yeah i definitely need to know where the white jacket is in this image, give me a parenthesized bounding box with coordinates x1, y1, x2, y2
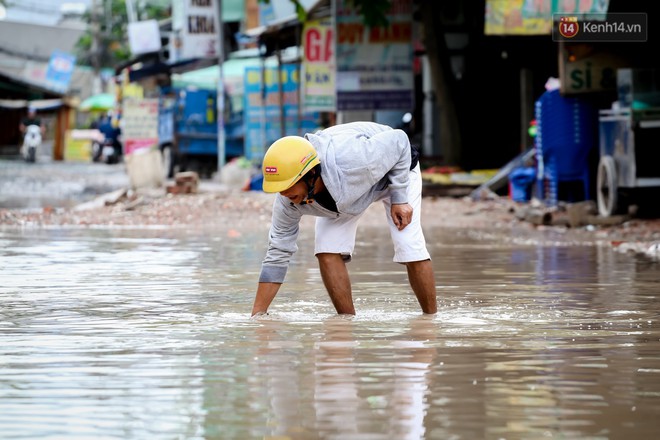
(259, 121, 411, 284)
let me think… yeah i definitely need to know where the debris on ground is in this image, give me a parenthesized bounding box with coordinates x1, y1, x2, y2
(1, 182, 658, 261)
(166, 171, 199, 195)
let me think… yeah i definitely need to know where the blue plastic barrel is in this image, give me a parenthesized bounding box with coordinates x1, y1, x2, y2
(509, 167, 536, 202)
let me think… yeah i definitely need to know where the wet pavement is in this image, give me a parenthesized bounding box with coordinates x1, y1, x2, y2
(1, 225, 659, 439)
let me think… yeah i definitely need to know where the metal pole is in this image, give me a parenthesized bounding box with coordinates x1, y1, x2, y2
(260, 57, 267, 159)
(125, 0, 137, 22)
(90, 0, 102, 94)
(295, 26, 302, 135)
(276, 50, 285, 138)
(216, 0, 226, 175)
(520, 68, 533, 152)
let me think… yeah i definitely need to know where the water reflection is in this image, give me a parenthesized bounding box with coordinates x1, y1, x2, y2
(0, 226, 659, 439)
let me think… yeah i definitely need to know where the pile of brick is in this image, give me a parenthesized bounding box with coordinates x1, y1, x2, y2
(166, 171, 199, 195)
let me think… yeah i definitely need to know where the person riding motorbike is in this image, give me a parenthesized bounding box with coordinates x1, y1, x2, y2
(19, 108, 44, 162)
(97, 113, 122, 164)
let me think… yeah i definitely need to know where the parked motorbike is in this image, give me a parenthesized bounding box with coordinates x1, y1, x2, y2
(21, 125, 42, 163)
(91, 139, 103, 162)
(100, 136, 122, 164)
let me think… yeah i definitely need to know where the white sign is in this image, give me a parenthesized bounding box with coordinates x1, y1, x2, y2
(181, 0, 220, 60)
(122, 98, 159, 155)
(128, 20, 162, 55)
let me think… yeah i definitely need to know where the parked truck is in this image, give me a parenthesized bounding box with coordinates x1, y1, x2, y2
(159, 87, 244, 178)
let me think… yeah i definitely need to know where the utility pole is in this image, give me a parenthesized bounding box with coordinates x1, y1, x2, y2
(216, 0, 226, 176)
(90, 0, 103, 93)
(125, 0, 137, 22)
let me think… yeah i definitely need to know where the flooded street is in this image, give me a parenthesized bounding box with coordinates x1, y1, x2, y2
(0, 159, 129, 210)
(1, 225, 659, 439)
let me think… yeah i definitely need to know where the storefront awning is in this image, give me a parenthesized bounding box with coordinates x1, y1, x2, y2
(0, 70, 64, 99)
(0, 98, 64, 110)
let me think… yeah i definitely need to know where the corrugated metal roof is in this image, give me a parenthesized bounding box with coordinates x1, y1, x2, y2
(0, 20, 84, 61)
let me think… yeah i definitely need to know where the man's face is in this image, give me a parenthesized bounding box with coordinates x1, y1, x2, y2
(280, 180, 307, 204)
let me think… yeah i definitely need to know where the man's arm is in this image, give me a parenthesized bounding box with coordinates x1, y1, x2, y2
(252, 195, 302, 316)
(251, 282, 282, 316)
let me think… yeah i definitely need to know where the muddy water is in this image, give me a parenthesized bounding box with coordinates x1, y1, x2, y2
(1, 226, 659, 439)
(0, 159, 129, 210)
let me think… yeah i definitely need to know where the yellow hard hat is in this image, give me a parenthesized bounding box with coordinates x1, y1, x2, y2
(262, 136, 320, 193)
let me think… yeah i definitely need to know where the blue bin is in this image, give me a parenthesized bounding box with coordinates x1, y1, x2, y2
(534, 89, 598, 205)
(249, 173, 264, 191)
(509, 167, 536, 202)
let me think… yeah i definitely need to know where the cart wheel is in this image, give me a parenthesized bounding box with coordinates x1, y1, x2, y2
(597, 155, 618, 217)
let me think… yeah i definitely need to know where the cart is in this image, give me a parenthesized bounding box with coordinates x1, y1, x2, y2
(597, 68, 660, 217)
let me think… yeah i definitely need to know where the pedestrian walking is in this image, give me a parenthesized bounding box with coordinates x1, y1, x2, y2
(251, 121, 437, 317)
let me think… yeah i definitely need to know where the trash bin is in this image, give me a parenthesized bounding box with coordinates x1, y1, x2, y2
(248, 173, 263, 191)
(509, 167, 536, 202)
(534, 89, 598, 205)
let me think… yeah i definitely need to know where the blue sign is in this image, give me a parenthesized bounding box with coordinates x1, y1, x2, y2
(243, 64, 319, 162)
(45, 50, 76, 93)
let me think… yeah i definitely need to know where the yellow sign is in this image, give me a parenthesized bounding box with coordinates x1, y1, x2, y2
(64, 130, 92, 162)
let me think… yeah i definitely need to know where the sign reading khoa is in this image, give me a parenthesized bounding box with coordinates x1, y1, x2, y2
(181, 0, 220, 60)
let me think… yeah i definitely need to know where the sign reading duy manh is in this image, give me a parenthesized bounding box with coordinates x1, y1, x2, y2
(181, 0, 220, 60)
(335, 0, 413, 111)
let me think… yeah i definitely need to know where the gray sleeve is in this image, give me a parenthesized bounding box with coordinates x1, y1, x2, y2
(259, 195, 302, 283)
(369, 129, 411, 204)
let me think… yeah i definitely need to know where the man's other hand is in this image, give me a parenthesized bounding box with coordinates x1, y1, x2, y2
(391, 203, 413, 231)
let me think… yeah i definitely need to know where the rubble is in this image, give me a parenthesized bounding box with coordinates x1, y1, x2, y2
(166, 171, 199, 195)
(0, 185, 658, 261)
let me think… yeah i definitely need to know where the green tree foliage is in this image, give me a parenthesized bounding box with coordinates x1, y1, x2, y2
(345, 0, 390, 27)
(75, 0, 170, 68)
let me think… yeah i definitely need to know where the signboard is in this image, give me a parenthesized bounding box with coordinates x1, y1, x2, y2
(484, 0, 610, 35)
(45, 50, 76, 93)
(335, 0, 413, 111)
(122, 98, 159, 156)
(302, 19, 335, 112)
(180, 0, 220, 59)
(559, 42, 628, 94)
(128, 20, 162, 55)
(243, 65, 319, 162)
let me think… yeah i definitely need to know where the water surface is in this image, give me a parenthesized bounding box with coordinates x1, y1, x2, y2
(1, 226, 659, 439)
